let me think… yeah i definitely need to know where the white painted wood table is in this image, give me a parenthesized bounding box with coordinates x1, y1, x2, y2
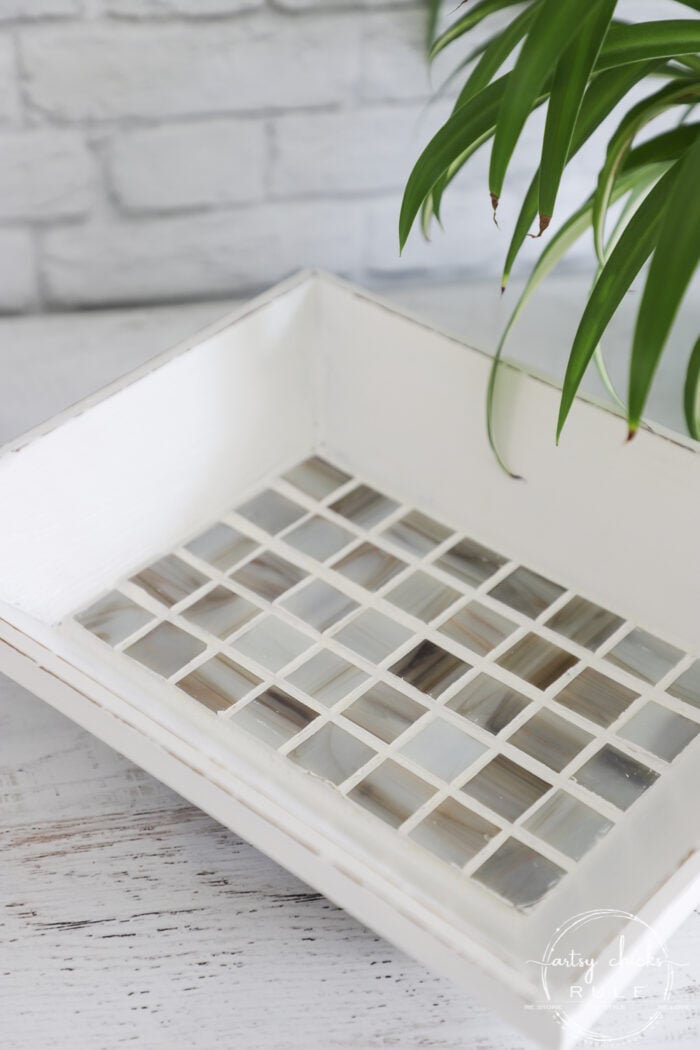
(2, 278, 699, 1050)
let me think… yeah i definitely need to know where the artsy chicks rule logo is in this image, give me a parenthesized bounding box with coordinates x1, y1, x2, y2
(526, 909, 687, 1044)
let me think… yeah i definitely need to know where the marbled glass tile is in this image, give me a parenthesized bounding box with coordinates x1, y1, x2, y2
(231, 550, 306, 601)
(461, 755, 551, 821)
(330, 484, 398, 528)
(282, 579, 358, 633)
(572, 745, 658, 810)
(554, 667, 638, 728)
(667, 660, 700, 709)
(125, 622, 206, 678)
(235, 489, 305, 534)
(335, 609, 412, 664)
(283, 456, 350, 500)
(439, 601, 517, 656)
(287, 652, 369, 707)
(546, 596, 624, 651)
(489, 567, 565, 619)
(400, 718, 486, 781)
(177, 653, 261, 711)
(433, 537, 507, 588)
(383, 510, 452, 557)
(185, 523, 256, 572)
(390, 641, 470, 698)
(231, 615, 312, 672)
(289, 723, 374, 785)
(606, 628, 684, 685)
(524, 790, 613, 861)
(349, 760, 435, 828)
(385, 571, 461, 622)
(410, 798, 499, 867)
(343, 683, 427, 744)
(76, 591, 153, 646)
(331, 542, 407, 592)
(508, 709, 593, 773)
(181, 585, 260, 639)
(284, 515, 354, 563)
(446, 674, 531, 735)
(131, 554, 207, 607)
(473, 839, 566, 910)
(618, 702, 700, 763)
(231, 687, 317, 747)
(497, 634, 577, 690)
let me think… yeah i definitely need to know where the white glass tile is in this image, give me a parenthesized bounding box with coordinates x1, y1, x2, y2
(461, 755, 551, 821)
(231, 687, 318, 747)
(399, 718, 486, 781)
(410, 798, 499, 867)
(343, 683, 427, 744)
(289, 723, 375, 785)
(618, 702, 700, 763)
(383, 510, 452, 557)
(236, 489, 305, 534)
(282, 579, 358, 633)
(231, 615, 312, 672)
(287, 651, 369, 707)
(349, 760, 435, 828)
(181, 585, 260, 639)
(231, 550, 306, 601)
(524, 790, 613, 861)
(284, 515, 355, 562)
(473, 838, 566, 910)
(131, 554, 207, 607)
(335, 609, 412, 663)
(439, 600, 517, 656)
(489, 566, 565, 619)
(508, 709, 593, 773)
(330, 484, 398, 528)
(177, 653, 261, 711)
(433, 537, 507, 588)
(76, 590, 153, 646)
(125, 622, 206, 678)
(283, 457, 351, 500)
(573, 745, 658, 810)
(332, 542, 407, 592)
(446, 674, 531, 734)
(385, 571, 461, 622)
(606, 628, 684, 685)
(185, 522, 256, 571)
(667, 660, 700, 709)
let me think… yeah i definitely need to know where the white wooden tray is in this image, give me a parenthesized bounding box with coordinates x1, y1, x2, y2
(1, 272, 699, 1049)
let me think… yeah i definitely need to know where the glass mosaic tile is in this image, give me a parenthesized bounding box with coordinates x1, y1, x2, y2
(230, 550, 306, 601)
(573, 745, 658, 810)
(235, 489, 305, 534)
(231, 687, 318, 747)
(461, 755, 551, 822)
(349, 760, 435, 828)
(438, 600, 517, 656)
(446, 674, 531, 734)
(383, 510, 452, 557)
(433, 536, 507, 588)
(497, 634, 578, 690)
(335, 609, 412, 663)
(554, 667, 638, 728)
(283, 456, 350, 500)
(508, 709, 593, 773)
(410, 798, 499, 867)
(399, 718, 486, 781)
(181, 585, 260, 639)
(289, 723, 375, 785)
(546, 596, 624, 651)
(284, 515, 354, 562)
(76, 590, 153, 646)
(489, 566, 565, 619)
(606, 627, 684, 685)
(231, 615, 312, 672)
(281, 579, 358, 632)
(385, 570, 461, 622)
(131, 554, 207, 607)
(390, 641, 470, 698)
(524, 790, 613, 861)
(331, 542, 406, 592)
(126, 622, 205, 678)
(287, 651, 369, 707)
(667, 660, 700, 709)
(617, 702, 700, 763)
(330, 484, 398, 528)
(473, 839, 566, 910)
(185, 523, 256, 572)
(177, 653, 261, 712)
(343, 682, 427, 744)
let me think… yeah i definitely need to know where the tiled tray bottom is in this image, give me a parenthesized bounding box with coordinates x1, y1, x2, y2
(74, 456, 700, 913)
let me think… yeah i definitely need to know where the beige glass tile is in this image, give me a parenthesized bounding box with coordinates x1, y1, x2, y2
(283, 456, 351, 500)
(446, 674, 531, 735)
(390, 641, 471, 698)
(410, 798, 499, 867)
(343, 683, 427, 744)
(546, 596, 624, 651)
(386, 570, 461, 622)
(349, 760, 435, 828)
(473, 838, 566, 910)
(606, 628, 684, 685)
(177, 652, 261, 711)
(497, 634, 578, 690)
(332, 542, 407, 592)
(126, 622, 206, 678)
(439, 600, 517, 656)
(524, 790, 613, 861)
(618, 701, 700, 763)
(236, 489, 305, 534)
(508, 709, 593, 773)
(282, 579, 358, 633)
(433, 536, 507, 588)
(181, 585, 260, 639)
(231, 550, 306, 601)
(185, 522, 256, 572)
(489, 566, 565, 619)
(77, 590, 153, 646)
(231, 687, 318, 747)
(289, 723, 375, 785)
(284, 515, 355, 562)
(461, 755, 551, 821)
(554, 667, 638, 728)
(288, 651, 369, 706)
(383, 510, 452, 557)
(131, 554, 207, 607)
(330, 483, 399, 528)
(335, 609, 412, 664)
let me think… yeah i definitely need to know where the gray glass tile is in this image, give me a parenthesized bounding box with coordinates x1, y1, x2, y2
(231, 550, 306, 601)
(524, 790, 613, 861)
(546, 596, 624, 651)
(554, 667, 638, 728)
(573, 745, 658, 810)
(283, 456, 350, 500)
(330, 484, 399, 529)
(439, 601, 517, 656)
(446, 674, 531, 734)
(508, 709, 593, 773)
(126, 622, 205, 678)
(332, 542, 407, 592)
(284, 515, 354, 562)
(606, 628, 684, 685)
(386, 571, 461, 622)
(667, 660, 700, 709)
(410, 799, 499, 867)
(618, 702, 700, 763)
(390, 641, 470, 698)
(77, 590, 153, 646)
(288, 652, 369, 706)
(181, 585, 260, 639)
(236, 489, 305, 534)
(434, 536, 507, 588)
(289, 723, 374, 785)
(231, 687, 317, 747)
(473, 839, 566, 910)
(177, 653, 261, 711)
(282, 579, 358, 633)
(497, 634, 578, 690)
(400, 718, 486, 781)
(349, 760, 435, 828)
(461, 755, 551, 821)
(383, 510, 452, 557)
(489, 567, 565, 619)
(231, 615, 312, 672)
(131, 554, 207, 607)
(335, 610, 412, 663)
(185, 522, 256, 572)
(343, 683, 427, 744)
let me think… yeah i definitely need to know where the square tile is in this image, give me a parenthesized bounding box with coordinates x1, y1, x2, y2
(125, 622, 205, 678)
(390, 641, 470, 698)
(231, 687, 318, 748)
(446, 674, 530, 735)
(399, 718, 486, 781)
(131, 554, 207, 607)
(606, 628, 684, 685)
(330, 483, 399, 529)
(231, 550, 306, 601)
(433, 536, 507, 588)
(284, 515, 355, 562)
(524, 790, 613, 861)
(289, 723, 374, 785)
(497, 634, 578, 690)
(231, 615, 312, 672)
(461, 755, 551, 822)
(331, 542, 407, 592)
(618, 702, 700, 763)
(343, 683, 427, 744)
(546, 596, 624, 651)
(77, 590, 153, 646)
(185, 522, 256, 572)
(410, 799, 499, 867)
(177, 653, 261, 711)
(283, 456, 350, 500)
(383, 510, 452, 557)
(667, 661, 700, 709)
(335, 609, 412, 664)
(439, 601, 517, 656)
(473, 839, 566, 910)
(349, 760, 435, 828)
(181, 585, 260, 639)
(282, 579, 358, 633)
(489, 567, 565, 619)
(288, 652, 369, 706)
(572, 745, 658, 810)
(508, 709, 593, 773)
(235, 489, 305, 534)
(385, 571, 461, 622)
(554, 667, 638, 728)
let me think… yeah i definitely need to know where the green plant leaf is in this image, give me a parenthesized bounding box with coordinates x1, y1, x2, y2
(623, 121, 700, 170)
(426, 0, 442, 52)
(597, 20, 700, 69)
(430, 0, 527, 60)
(538, 0, 617, 232)
(683, 336, 700, 440)
(455, 4, 540, 106)
(627, 131, 700, 432)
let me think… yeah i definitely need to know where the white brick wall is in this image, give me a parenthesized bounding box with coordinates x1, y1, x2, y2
(0, 0, 676, 312)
